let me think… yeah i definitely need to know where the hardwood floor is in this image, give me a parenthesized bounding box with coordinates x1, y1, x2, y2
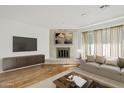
(0, 64, 78, 88)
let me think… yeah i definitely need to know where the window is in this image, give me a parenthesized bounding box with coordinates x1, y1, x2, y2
(102, 29, 110, 57)
(82, 25, 123, 57)
(87, 32, 95, 55)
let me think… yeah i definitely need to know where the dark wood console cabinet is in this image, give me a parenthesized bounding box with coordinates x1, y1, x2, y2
(2, 55, 45, 71)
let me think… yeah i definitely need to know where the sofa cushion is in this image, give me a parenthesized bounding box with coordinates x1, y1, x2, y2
(118, 57, 124, 68)
(86, 55, 95, 62)
(96, 55, 105, 64)
(120, 68, 124, 75)
(79, 62, 100, 74)
(99, 64, 120, 74)
(85, 62, 100, 69)
(105, 57, 118, 66)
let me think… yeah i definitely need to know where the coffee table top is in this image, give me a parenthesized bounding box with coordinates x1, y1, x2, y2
(53, 72, 94, 88)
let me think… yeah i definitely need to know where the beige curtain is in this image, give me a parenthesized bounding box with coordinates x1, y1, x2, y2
(82, 25, 123, 58)
(102, 28, 111, 57)
(95, 29, 103, 56)
(110, 26, 122, 57)
(82, 32, 88, 58)
(122, 27, 124, 56)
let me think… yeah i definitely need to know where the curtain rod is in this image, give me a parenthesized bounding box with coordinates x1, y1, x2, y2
(82, 25, 123, 33)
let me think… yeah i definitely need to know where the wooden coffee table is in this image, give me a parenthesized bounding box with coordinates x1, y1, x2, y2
(53, 72, 110, 88)
(53, 72, 94, 88)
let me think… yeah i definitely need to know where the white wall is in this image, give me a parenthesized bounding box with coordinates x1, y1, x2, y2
(0, 18, 49, 59)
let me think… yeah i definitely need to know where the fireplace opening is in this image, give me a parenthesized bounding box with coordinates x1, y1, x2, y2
(56, 47, 70, 58)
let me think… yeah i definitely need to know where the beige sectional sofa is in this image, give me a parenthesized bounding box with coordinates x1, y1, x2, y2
(79, 55, 124, 82)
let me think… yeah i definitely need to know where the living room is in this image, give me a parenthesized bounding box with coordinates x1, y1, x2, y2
(0, 0, 124, 93)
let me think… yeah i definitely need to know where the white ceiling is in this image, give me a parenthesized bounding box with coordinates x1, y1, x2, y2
(0, 5, 124, 29)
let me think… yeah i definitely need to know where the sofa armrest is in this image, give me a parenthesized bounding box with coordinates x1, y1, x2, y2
(80, 58, 87, 64)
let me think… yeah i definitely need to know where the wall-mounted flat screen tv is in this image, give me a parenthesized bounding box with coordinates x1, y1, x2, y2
(13, 36, 37, 52)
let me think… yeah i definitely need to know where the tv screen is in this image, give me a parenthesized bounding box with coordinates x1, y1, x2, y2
(13, 36, 37, 52)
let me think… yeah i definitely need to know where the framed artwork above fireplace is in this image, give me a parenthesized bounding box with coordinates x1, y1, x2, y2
(55, 32, 73, 44)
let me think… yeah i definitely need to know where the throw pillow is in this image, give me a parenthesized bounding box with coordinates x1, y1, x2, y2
(96, 55, 105, 64)
(118, 57, 124, 68)
(105, 58, 118, 66)
(86, 55, 95, 62)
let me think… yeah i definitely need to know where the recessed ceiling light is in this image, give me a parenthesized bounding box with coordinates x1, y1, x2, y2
(81, 13, 87, 16)
(99, 5, 110, 9)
